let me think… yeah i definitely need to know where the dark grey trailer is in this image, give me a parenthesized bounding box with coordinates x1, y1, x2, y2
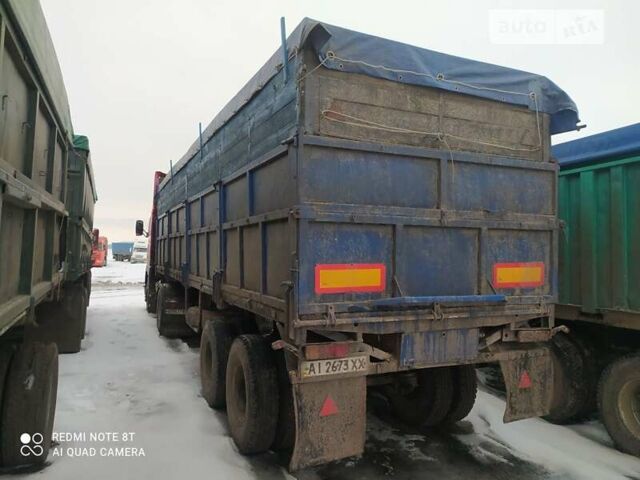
(138, 19, 579, 469)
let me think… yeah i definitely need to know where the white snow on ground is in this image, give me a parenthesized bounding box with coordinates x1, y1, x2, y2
(16, 286, 271, 480)
(13, 262, 640, 479)
(464, 392, 640, 480)
(90, 256, 146, 285)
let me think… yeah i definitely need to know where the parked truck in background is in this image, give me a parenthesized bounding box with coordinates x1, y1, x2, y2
(137, 19, 579, 469)
(112, 241, 134, 262)
(91, 235, 108, 267)
(549, 123, 640, 455)
(130, 238, 148, 264)
(0, 0, 96, 467)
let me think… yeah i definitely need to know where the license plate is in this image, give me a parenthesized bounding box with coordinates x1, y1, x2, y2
(301, 355, 369, 378)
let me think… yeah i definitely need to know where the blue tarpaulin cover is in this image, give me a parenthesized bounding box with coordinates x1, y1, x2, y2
(163, 18, 579, 190)
(553, 123, 640, 168)
(305, 20, 579, 135)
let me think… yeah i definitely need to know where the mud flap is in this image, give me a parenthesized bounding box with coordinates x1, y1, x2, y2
(499, 345, 553, 422)
(289, 375, 366, 470)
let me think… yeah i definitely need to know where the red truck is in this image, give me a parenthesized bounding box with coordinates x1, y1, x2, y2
(91, 232, 108, 267)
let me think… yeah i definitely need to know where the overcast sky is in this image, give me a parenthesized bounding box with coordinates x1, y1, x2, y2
(40, 0, 638, 242)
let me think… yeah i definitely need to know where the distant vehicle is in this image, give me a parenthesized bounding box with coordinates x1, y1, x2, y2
(112, 242, 134, 262)
(130, 239, 148, 264)
(92, 235, 108, 267)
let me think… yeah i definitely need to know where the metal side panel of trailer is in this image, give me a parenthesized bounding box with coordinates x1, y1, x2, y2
(0, 1, 71, 334)
(65, 136, 97, 283)
(555, 126, 640, 330)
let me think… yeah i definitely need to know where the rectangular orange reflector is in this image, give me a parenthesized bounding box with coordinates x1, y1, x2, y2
(315, 263, 386, 294)
(305, 343, 350, 360)
(493, 262, 544, 288)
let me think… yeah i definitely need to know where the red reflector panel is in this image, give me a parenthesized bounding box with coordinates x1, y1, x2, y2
(492, 262, 544, 288)
(305, 343, 350, 360)
(315, 263, 386, 294)
(320, 395, 339, 417)
(519, 370, 532, 389)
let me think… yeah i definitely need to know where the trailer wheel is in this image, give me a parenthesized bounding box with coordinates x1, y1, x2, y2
(387, 366, 454, 427)
(80, 287, 89, 340)
(0, 342, 58, 468)
(0, 347, 15, 420)
(570, 333, 600, 418)
(59, 284, 87, 354)
(598, 354, 640, 455)
(443, 365, 477, 424)
(28, 284, 86, 354)
(200, 319, 236, 409)
(156, 284, 192, 338)
(145, 275, 157, 314)
(544, 332, 591, 424)
(226, 335, 279, 454)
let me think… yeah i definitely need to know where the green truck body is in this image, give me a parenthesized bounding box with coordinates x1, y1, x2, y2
(558, 152, 640, 326)
(0, 0, 95, 467)
(65, 135, 97, 283)
(551, 123, 640, 456)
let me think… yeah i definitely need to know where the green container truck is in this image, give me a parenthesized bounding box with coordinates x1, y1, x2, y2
(0, 0, 96, 468)
(551, 123, 640, 455)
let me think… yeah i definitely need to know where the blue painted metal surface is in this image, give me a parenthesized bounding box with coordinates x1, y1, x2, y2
(280, 17, 289, 83)
(400, 329, 480, 367)
(111, 242, 133, 256)
(553, 123, 640, 168)
(368, 295, 506, 309)
(152, 20, 563, 331)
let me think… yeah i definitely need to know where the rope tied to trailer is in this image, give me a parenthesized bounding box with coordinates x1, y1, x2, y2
(303, 50, 544, 154)
(324, 51, 536, 99)
(320, 109, 541, 153)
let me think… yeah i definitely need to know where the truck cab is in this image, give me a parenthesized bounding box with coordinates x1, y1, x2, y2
(91, 236, 108, 267)
(130, 238, 148, 264)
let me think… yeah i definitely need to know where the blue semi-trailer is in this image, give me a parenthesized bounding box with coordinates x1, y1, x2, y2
(112, 242, 134, 262)
(137, 18, 579, 469)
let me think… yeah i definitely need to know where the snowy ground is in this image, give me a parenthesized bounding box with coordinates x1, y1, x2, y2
(12, 260, 640, 479)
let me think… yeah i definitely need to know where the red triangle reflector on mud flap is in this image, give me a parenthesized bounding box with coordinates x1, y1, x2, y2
(320, 395, 339, 417)
(519, 370, 532, 389)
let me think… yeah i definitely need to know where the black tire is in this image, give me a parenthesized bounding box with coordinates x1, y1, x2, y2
(271, 351, 295, 452)
(443, 365, 478, 423)
(28, 284, 85, 354)
(156, 284, 191, 338)
(80, 287, 89, 340)
(570, 333, 599, 418)
(477, 364, 506, 394)
(544, 332, 592, 424)
(226, 335, 279, 454)
(145, 276, 157, 314)
(85, 271, 92, 306)
(0, 347, 15, 420)
(598, 354, 640, 456)
(387, 366, 454, 427)
(0, 342, 58, 468)
(200, 319, 236, 409)
(59, 285, 86, 354)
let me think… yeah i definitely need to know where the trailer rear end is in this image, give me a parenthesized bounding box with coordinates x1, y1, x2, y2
(139, 19, 579, 469)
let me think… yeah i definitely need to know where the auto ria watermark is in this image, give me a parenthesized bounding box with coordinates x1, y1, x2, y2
(489, 9, 604, 44)
(20, 432, 146, 458)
